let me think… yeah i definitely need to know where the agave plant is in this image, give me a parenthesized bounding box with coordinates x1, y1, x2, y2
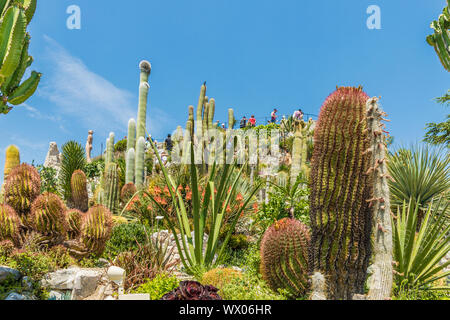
(388, 144, 450, 210)
(392, 197, 450, 291)
(59, 141, 86, 204)
(123, 137, 261, 276)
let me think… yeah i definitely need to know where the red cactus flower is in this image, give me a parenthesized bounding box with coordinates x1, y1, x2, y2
(226, 205, 232, 213)
(164, 186, 170, 196)
(253, 202, 259, 213)
(236, 193, 243, 202)
(186, 192, 192, 201)
(154, 186, 162, 194)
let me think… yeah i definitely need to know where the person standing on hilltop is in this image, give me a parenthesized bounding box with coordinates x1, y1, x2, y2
(270, 108, 278, 123)
(249, 115, 256, 127)
(293, 108, 304, 121)
(240, 116, 247, 129)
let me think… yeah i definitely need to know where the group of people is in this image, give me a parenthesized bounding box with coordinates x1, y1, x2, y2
(239, 115, 257, 129)
(239, 108, 305, 128)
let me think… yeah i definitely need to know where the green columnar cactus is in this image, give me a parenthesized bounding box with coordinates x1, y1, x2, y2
(0, 203, 21, 245)
(127, 118, 136, 152)
(311, 87, 374, 298)
(309, 86, 373, 300)
(103, 163, 119, 214)
(136, 61, 151, 141)
(196, 82, 207, 134)
(366, 97, 393, 300)
(290, 121, 305, 185)
(3, 144, 20, 181)
(426, 1, 450, 71)
(208, 98, 215, 130)
(0, 1, 41, 115)
(66, 208, 82, 240)
(70, 169, 88, 212)
(105, 132, 115, 166)
(125, 148, 135, 184)
(29, 192, 67, 242)
(260, 218, 311, 297)
(228, 108, 235, 129)
(135, 137, 145, 188)
(4, 163, 41, 216)
(120, 182, 137, 203)
(80, 205, 113, 255)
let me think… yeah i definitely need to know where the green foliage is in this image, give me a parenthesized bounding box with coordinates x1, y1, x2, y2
(426, 1, 450, 71)
(393, 285, 449, 300)
(201, 267, 242, 289)
(388, 145, 450, 209)
(36, 165, 59, 195)
(59, 141, 86, 203)
(102, 222, 148, 260)
(131, 273, 179, 299)
(424, 92, 449, 147)
(228, 234, 249, 250)
(392, 198, 450, 291)
(84, 158, 104, 179)
(114, 138, 127, 152)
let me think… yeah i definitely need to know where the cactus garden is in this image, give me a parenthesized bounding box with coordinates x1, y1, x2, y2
(0, 0, 449, 303)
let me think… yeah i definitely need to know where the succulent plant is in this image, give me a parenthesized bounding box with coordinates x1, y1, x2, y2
(0, 203, 21, 245)
(103, 163, 119, 214)
(125, 148, 135, 184)
(260, 218, 310, 297)
(3, 145, 20, 181)
(71, 169, 88, 212)
(29, 192, 68, 243)
(161, 281, 222, 300)
(66, 208, 83, 240)
(309, 86, 373, 300)
(120, 182, 137, 203)
(135, 137, 145, 188)
(127, 118, 136, 153)
(4, 163, 41, 216)
(79, 205, 113, 255)
(201, 268, 242, 290)
(105, 132, 115, 167)
(136, 61, 151, 141)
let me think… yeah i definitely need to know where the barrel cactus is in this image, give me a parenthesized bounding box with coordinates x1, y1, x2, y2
(120, 182, 137, 203)
(4, 163, 41, 216)
(71, 169, 88, 212)
(260, 218, 310, 297)
(309, 86, 373, 300)
(29, 192, 68, 243)
(80, 205, 113, 255)
(0, 204, 21, 245)
(3, 145, 20, 181)
(66, 209, 83, 240)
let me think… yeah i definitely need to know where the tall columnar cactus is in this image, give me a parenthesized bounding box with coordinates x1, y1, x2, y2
(0, 0, 41, 115)
(365, 97, 393, 300)
(66, 208, 82, 240)
(4, 163, 41, 216)
(80, 205, 113, 255)
(290, 121, 305, 185)
(29, 192, 67, 242)
(260, 218, 311, 297)
(0, 203, 21, 245)
(103, 163, 119, 214)
(426, 1, 450, 71)
(136, 61, 151, 141)
(309, 86, 373, 300)
(105, 132, 115, 166)
(127, 118, 136, 152)
(228, 108, 235, 129)
(196, 82, 207, 134)
(125, 148, 135, 184)
(135, 136, 145, 188)
(71, 169, 88, 212)
(208, 98, 215, 130)
(3, 144, 20, 181)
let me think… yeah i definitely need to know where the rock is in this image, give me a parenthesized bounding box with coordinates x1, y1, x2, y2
(72, 269, 102, 300)
(40, 268, 79, 290)
(21, 276, 33, 291)
(5, 292, 36, 300)
(43, 142, 62, 171)
(48, 290, 72, 300)
(0, 266, 21, 283)
(97, 258, 110, 267)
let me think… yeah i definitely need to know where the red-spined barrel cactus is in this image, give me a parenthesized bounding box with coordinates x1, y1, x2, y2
(120, 182, 137, 203)
(71, 170, 88, 212)
(260, 218, 310, 297)
(4, 163, 41, 216)
(66, 209, 83, 239)
(80, 205, 113, 255)
(29, 192, 68, 242)
(0, 204, 21, 245)
(309, 86, 373, 300)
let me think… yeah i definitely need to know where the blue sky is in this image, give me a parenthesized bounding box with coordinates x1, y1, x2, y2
(0, 0, 448, 184)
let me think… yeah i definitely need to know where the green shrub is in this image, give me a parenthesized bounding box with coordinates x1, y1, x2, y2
(131, 273, 179, 300)
(220, 273, 289, 300)
(36, 165, 59, 195)
(228, 234, 249, 250)
(84, 158, 104, 179)
(102, 222, 148, 260)
(115, 139, 128, 152)
(6, 250, 57, 281)
(202, 268, 242, 290)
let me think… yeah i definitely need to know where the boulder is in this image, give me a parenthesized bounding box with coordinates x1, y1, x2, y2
(43, 142, 62, 171)
(0, 266, 21, 283)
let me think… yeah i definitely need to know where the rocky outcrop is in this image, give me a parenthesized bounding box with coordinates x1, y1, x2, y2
(44, 142, 62, 171)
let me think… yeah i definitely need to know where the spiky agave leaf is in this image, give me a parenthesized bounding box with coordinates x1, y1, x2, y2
(59, 141, 86, 204)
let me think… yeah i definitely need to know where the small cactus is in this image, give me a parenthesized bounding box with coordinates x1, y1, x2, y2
(80, 205, 113, 255)
(71, 170, 89, 212)
(0, 204, 21, 245)
(120, 182, 137, 203)
(260, 218, 310, 297)
(66, 209, 83, 239)
(29, 192, 68, 243)
(4, 163, 41, 216)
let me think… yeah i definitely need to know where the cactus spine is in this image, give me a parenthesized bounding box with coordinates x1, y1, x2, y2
(80, 205, 113, 255)
(0, 203, 21, 245)
(135, 137, 145, 188)
(260, 218, 311, 297)
(125, 148, 135, 184)
(127, 118, 136, 152)
(366, 97, 393, 300)
(103, 163, 119, 214)
(4, 163, 41, 216)
(136, 61, 151, 141)
(309, 86, 373, 300)
(3, 145, 20, 181)
(29, 192, 67, 242)
(71, 170, 89, 212)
